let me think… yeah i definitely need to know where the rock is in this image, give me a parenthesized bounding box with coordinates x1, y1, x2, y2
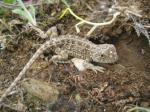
(75, 94, 82, 104)
(22, 78, 59, 104)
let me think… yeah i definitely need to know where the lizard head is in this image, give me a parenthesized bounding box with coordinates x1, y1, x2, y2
(92, 44, 118, 63)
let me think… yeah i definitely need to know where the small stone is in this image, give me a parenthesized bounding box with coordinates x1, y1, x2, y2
(12, 102, 27, 112)
(22, 78, 59, 104)
(75, 94, 82, 104)
(46, 26, 58, 38)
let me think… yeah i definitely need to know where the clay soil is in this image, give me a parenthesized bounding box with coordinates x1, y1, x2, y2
(0, 0, 150, 112)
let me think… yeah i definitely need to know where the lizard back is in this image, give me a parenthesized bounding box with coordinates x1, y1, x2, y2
(49, 35, 118, 63)
(51, 35, 95, 61)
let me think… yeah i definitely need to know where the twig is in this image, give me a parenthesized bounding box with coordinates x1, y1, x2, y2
(125, 106, 150, 112)
(144, 25, 150, 28)
(113, 6, 142, 18)
(61, 0, 143, 36)
(61, 5, 120, 35)
(66, 7, 121, 26)
(0, 19, 16, 35)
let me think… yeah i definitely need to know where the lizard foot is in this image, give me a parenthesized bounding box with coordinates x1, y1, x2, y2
(49, 49, 69, 65)
(71, 58, 105, 73)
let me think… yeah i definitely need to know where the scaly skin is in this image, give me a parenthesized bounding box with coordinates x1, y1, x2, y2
(51, 35, 118, 63)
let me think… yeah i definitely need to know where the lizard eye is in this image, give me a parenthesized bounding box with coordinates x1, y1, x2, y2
(101, 54, 104, 57)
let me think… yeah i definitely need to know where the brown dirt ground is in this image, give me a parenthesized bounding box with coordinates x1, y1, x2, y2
(0, 0, 150, 112)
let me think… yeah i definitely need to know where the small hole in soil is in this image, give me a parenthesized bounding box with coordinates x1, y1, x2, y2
(89, 35, 118, 44)
(101, 54, 104, 57)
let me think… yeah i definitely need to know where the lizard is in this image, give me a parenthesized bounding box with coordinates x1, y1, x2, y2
(50, 35, 118, 72)
(0, 34, 118, 104)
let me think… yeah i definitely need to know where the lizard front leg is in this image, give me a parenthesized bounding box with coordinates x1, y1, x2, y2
(71, 58, 105, 73)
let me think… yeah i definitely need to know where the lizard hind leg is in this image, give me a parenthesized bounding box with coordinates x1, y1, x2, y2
(71, 58, 105, 73)
(50, 48, 70, 64)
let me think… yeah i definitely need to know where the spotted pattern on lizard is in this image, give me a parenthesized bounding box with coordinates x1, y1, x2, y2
(50, 35, 118, 63)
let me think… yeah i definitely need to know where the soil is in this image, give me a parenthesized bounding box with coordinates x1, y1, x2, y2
(0, 0, 150, 112)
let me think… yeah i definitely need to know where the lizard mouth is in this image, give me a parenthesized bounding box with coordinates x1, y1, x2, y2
(101, 54, 118, 63)
(107, 54, 118, 63)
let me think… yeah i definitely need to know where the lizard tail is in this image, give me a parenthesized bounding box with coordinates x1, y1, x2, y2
(0, 40, 52, 105)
